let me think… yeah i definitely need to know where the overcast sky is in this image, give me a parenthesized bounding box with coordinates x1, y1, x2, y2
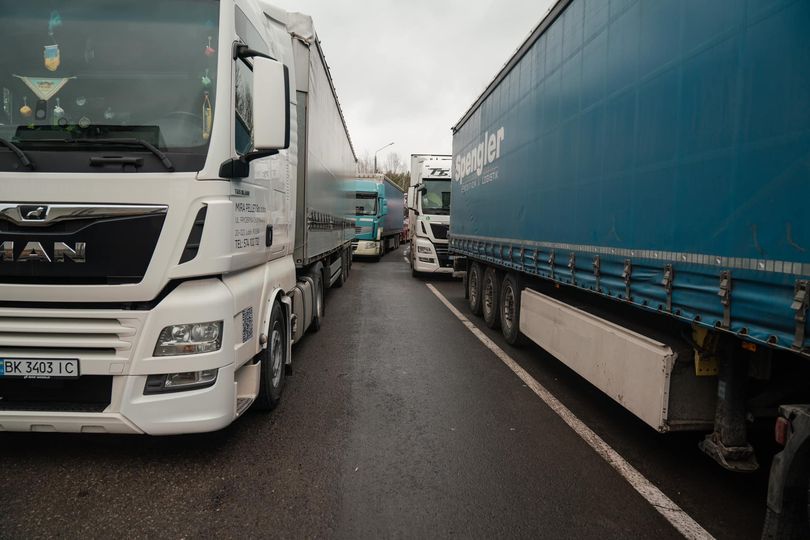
(270, 0, 556, 169)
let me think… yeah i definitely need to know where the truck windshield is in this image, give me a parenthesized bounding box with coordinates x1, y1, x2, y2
(355, 193, 378, 216)
(0, 0, 219, 163)
(421, 179, 451, 214)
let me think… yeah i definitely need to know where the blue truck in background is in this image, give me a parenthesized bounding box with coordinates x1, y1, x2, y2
(350, 174, 405, 260)
(450, 0, 810, 536)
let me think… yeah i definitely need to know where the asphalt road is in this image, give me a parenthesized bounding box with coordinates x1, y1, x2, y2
(0, 251, 769, 539)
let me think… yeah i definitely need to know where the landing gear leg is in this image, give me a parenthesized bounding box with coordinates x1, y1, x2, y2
(699, 347, 758, 472)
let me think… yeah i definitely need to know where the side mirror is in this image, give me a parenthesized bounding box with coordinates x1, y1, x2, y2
(253, 57, 290, 152)
(406, 187, 417, 212)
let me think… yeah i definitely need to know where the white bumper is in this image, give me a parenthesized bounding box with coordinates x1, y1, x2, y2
(0, 279, 241, 435)
(352, 240, 380, 257)
(412, 237, 453, 274)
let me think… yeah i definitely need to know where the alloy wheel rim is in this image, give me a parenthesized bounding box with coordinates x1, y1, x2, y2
(270, 325, 283, 387)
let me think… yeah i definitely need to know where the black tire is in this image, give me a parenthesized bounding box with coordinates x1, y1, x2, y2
(310, 272, 324, 333)
(333, 250, 347, 288)
(482, 267, 501, 329)
(468, 262, 484, 316)
(252, 302, 287, 411)
(500, 273, 526, 346)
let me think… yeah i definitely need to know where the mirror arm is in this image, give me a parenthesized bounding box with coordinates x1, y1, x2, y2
(218, 150, 279, 179)
(233, 43, 276, 61)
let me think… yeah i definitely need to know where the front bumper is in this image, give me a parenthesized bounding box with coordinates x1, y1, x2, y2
(413, 238, 453, 274)
(352, 239, 380, 257)
(0, 279, 240, 435)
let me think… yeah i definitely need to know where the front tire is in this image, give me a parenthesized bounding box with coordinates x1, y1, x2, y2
(500, 273, 526, 346)
(482, 267, 501, 329)
(253, 302, 287, 411)
(468, 262, 484, 316)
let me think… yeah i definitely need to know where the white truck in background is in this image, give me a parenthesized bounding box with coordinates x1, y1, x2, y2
(0, 0, 355, 434)
(406, 154, 453, 276)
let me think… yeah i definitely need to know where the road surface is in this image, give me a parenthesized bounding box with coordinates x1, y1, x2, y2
(0, 252, 769, 539)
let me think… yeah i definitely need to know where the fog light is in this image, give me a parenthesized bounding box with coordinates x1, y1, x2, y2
(417, 245, 432, 254)
(144, 369, 218, 394)
(154, 321, 223, 356)
(364, 241, 376, 249)
(419, 257, 435, 263)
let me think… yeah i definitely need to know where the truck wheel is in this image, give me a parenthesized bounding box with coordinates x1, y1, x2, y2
(311, 273, 324, 332)
(253, 302, 287, 411)
(468, 262, 484, 316)
(482, 267, 501, 329)
(500, 273, 526, 346)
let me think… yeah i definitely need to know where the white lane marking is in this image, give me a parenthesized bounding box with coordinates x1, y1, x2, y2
(426, 283, 714, 540)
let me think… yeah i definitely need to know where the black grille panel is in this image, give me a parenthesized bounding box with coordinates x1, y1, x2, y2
(179, 206, 207, 264)
(434, 244, 453, 268)
(0, 375, 112, 412)
(430, 223, 449, 240)
(0, 213, 166, 285)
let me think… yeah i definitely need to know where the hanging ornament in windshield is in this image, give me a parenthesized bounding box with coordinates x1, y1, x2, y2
(202, 92, 213, 140)
(19, 97, 32, 118)
(48, 11, 62, 36)
(13, 75, 75, 102)
(52, 97, 65, 126)
(44, 44, 61, 72)
(44, 11, 63, 72)
(205, 36, 216, 57)
(201, 69, 212, 89)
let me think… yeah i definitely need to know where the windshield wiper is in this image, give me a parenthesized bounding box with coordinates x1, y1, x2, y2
(81, 138, 175, 171)
(0, 137, 34, 170)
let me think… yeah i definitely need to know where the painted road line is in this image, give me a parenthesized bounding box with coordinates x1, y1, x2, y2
(426, 283, 714, 540)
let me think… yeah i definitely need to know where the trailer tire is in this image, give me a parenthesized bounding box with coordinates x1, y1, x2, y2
(311, 272, 324, 333)
(468, 262, 484, 316)
(482, 267, 501, 329)
(252, 301, 287, 411)
(500, 273, 526, 346)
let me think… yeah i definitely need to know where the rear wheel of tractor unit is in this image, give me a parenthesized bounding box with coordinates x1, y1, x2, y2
(468, 262, 484, 316)
(253, 301, 288, 411)
(482, 266, 501, 329)
(500, 273, 526, 346)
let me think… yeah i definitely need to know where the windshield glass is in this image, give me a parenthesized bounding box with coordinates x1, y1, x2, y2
(0, 1, 219, 152)
(421, 179, 451, 214)
(355, 193, 378, 216)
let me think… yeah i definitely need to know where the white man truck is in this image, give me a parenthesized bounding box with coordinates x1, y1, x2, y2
(406, 154, 453, 277)
(0, 0, 356, 434)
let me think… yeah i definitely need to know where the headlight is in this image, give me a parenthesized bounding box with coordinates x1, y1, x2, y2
(417, 245, 432, 254)
(154, 320, 223, 356)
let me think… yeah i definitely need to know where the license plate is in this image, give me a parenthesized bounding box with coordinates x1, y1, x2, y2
(0, 358, 80, 379)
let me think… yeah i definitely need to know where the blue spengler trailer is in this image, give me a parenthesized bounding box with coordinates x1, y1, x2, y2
(450, 0, 810, 535)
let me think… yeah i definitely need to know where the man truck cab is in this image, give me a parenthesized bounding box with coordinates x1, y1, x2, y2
(407, 154, 453, 276)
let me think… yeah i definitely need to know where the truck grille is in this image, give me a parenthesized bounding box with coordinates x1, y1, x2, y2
(0, 316, 136, 359)
(430, 223, 449, 240)
(434, 244, 453, 268)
